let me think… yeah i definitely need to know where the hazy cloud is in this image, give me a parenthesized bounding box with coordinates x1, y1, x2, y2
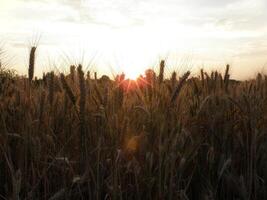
(0, 0, 267, 78)
(4, 0, 267, 31)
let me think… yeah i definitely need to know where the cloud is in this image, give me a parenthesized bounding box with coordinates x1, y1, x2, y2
(233, 36, 267, 57)
(1, 0, 267, 78)
(5, 0, 266, 33)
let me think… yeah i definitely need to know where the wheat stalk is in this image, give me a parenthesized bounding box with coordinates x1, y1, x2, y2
(158, 60, 165, 84)
(170, 71, 190, 104)
(60, 73, 76, 106)
(77, 64, 87, 172)
(28, 46, 36, 83)
(48, 71, 54, 106)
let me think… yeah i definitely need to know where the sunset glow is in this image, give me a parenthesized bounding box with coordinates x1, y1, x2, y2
(0, 0, 267, 79)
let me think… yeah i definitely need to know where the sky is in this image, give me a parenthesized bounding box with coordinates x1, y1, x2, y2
(0, 0, 267, 79)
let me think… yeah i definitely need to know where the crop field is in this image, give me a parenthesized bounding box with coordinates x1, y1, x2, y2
(1, 48, 267, 199)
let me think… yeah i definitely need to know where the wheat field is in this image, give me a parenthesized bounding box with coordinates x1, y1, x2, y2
(1, 49, 267, 199)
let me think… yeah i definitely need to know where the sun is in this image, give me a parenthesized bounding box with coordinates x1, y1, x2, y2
(123, 68, 142, 80)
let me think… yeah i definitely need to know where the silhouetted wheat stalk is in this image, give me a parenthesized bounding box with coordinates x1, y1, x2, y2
(224, 64, 230, 93)
(170, 71, 190, 104)
(28, 46, 36, 83)
(48, 71, 54, 106)
(77, 64, 87, 172)
(60, 73, 76, 106)
(158, 60, 165, 84)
